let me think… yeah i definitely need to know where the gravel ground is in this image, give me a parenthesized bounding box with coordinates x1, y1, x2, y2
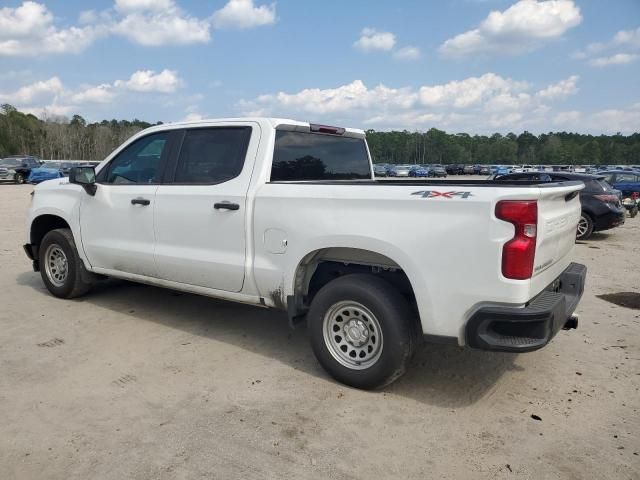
(0, 182, 638, 479)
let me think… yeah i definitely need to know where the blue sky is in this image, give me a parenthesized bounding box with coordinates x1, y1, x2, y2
(0, 0, 639, 133)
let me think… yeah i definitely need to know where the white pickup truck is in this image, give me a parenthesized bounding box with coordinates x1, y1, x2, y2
(24, 118, 586, 389)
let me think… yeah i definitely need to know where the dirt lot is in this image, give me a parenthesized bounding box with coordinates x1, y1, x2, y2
(1, 183, 638, 479)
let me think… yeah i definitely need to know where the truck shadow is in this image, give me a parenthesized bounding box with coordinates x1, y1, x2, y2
(17, 271, 520, 408)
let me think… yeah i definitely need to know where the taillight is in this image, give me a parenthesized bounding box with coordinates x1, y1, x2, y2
(594, 194, 620, 203)
(496, 200, 538, 280)
(309, 123, 345, 135)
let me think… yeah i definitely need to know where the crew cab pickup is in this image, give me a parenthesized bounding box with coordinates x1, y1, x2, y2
(24, 118, 586, 389)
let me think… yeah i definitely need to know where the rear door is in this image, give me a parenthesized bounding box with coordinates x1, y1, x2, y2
(153, 123, 260, 292)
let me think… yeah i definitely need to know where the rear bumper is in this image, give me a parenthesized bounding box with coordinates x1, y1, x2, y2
(593, 209, 625, 232)
(465, 262, 587, 352)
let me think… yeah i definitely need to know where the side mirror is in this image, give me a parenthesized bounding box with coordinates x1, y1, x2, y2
(69, 166, 97, 196)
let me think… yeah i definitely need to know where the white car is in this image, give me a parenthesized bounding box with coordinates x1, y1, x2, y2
(24, 118, 586, 389)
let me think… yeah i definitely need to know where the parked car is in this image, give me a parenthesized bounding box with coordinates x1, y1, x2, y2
(479, 166, 490, 175)
(0, 156, 41, 184)
(430, 164, 447, 177)
(599, 170, 640, 197)
(495, 166, 512, 176)
(463, 165, 475, 174)
(387, 164, 412, 177)
(446, 164, 464, 175)
(27, 164, 65, 184)
(24, 118, 585, 389)
(409, 165, 431, 177)
(373, 164, 388, 177)
(494, 172, 625, 240)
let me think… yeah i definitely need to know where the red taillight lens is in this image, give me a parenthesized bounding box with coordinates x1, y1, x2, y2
(594, 194, 620, 203)
(496, 200, 538, 280)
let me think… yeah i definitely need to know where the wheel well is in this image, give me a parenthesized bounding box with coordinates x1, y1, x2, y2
(290, 248, 418, 323)
(31, 215, 71, 246)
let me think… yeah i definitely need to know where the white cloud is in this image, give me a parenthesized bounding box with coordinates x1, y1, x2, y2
(111, 1, 211, 46)
(418, 73, 529, 108)
(114, 69, 182, 93)
(393, 46, 421, 61)
(552, 105, 640, 134)
(0, 1, 103, 56)
(240, 80, 417, 115)
(440, 0, 582, 57)
(613, 27, 640, 49)
(237, 73, 591, 133)
(574, 26, 640, 67)
(20, 104, 76, 119)
(354, 28, 396, 52)
(70, 84, 116, 104)
(114, 0, 174, 12)
(212, 0, 276, 29)
(536, 75, 579, 99)
(589, 53, 639, 67)
(0, 77, 63, 104)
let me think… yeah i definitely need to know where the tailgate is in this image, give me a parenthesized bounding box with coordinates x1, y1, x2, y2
(531, 182, 583, 292)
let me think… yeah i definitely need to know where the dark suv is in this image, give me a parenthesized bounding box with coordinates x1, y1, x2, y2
(494, 172, 625, 240)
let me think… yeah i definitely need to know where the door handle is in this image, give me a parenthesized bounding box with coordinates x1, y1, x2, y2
(214, 202, 240, 211)
(131, 198, 151, 206)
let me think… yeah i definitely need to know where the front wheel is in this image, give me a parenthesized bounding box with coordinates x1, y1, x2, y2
(39, 228, 94, 298)
(308, 274, 418, 389)
(576, 213, 594, 240)
(14, 172, 25, 184)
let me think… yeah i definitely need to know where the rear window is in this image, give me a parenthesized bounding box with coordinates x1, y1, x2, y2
(271, 130, 371, 181)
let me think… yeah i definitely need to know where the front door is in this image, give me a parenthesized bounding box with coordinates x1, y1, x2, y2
(80, 131, 172, 277)
(154, 124, 258, 292)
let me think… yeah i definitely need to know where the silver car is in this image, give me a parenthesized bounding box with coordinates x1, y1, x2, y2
(390, 164, 413, 177)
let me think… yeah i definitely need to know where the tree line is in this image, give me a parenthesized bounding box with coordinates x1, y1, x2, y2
(367, 129, 640, 165)
(0, 104, 160, 161)
(1, 104, 638, 165)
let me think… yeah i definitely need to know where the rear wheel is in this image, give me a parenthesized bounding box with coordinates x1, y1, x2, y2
(308, 274, 418, 389)
(39, 228, 94, 298)
(576, 213, 594, 240)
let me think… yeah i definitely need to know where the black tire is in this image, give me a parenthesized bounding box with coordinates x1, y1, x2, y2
(630, 207, 638, 218)
(14, 172, 25, 184)
(576, 213, 594, 240)
(39, 228, 94, 298)
(308, 274, 418, 390)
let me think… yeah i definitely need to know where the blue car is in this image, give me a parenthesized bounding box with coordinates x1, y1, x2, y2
(495, 166, 512, 176)
(409, 165, 431, 177)
(27, 166, 64, 184)
(599, 170, 640, 196)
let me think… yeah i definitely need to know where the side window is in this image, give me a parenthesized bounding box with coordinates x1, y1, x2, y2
(616, 173, 637, 183)
(602, 173, 615, 184)
(100, 132, 168, 184)
(271, 130, 371, 181)
(172, 127, 251, 184)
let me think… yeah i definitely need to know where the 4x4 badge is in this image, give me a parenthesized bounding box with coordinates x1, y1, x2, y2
(411, 190, 473, 199)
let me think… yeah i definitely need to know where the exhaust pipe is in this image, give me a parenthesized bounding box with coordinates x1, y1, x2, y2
(562, 314, 579, 330)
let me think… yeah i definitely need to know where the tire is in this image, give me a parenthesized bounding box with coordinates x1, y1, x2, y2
(14, 172, 25, 184)
(39, 228, 94, 298)
(576, 213, 594, 240)
(630, 207, 638, 218)
(308, 274, 419, 390)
